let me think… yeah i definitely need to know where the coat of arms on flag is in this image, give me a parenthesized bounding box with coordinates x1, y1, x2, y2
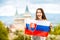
(25, 19, 51, 37)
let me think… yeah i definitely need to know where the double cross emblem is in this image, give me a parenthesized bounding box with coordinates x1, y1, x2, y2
(29, 23, 36, 32)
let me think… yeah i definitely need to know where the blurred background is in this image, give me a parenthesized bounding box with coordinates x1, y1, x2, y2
(0, 0, 60, 40)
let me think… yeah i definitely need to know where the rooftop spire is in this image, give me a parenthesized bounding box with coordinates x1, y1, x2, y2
(15, 8, 18, 16)
(25, 5, 29, 13)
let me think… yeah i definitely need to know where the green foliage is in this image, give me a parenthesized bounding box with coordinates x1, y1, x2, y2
(53, 24, 60, 35)
(13, 34, 31, 40)
(49, 24, 60, 35)
(13, 35, 24, 40)
(13, 30, 31, 40)
(14, 30, 23, 35)
(0, 21, 9, 40)
(14, 35, 31, 40)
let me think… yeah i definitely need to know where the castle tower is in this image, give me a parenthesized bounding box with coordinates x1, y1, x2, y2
(23, 5, 31, 19)
(15, 8, 19, 18)
(11, 5, 32, 32)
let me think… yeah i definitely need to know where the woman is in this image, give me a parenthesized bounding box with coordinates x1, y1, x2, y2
(32, 8, 52, 40)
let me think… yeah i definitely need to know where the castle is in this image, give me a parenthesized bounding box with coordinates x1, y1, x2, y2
(9, 5, 32, 32)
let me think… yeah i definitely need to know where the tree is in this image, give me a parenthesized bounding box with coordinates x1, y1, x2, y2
(13, 30, 31, 40)
(13, 35, 31, 40)
(53, 24, 60, 35)
(0, 21, 9, 40)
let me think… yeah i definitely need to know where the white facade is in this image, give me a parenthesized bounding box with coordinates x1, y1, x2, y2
(9, 6, 32, 32)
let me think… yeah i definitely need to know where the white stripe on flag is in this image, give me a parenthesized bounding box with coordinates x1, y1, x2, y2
(25, 19, 50, 26)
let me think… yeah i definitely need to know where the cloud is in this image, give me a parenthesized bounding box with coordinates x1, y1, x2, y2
(30, 0, 60, 4)
(0, 0, 7, 3)
(0, 0, 60, 16)
(0, 0, 28, 16)
(0, 5, 16, 16)
(0, 0, 8, 6)
(28, 3, 60, 14)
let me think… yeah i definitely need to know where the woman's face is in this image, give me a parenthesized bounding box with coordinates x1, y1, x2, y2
(36, 10, 42, 19)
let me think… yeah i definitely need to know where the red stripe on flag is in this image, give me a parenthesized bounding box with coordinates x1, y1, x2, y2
(25, 29, 33, 35)
(25, 29, 48, 37)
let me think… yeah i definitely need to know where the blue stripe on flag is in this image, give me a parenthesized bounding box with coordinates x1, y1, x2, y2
(30, 28, 35, 31)
(36, 25, 50, 32)
(26, 24, 50, 32)
(26, 24, 30, 29)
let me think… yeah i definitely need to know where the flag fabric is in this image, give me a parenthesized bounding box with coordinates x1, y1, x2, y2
(25, 19, 50, 37)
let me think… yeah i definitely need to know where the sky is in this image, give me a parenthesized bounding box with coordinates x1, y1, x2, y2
(0, 0, 60, 16)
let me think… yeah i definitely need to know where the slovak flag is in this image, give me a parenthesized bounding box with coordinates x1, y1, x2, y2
(25, 19, 50, 37)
